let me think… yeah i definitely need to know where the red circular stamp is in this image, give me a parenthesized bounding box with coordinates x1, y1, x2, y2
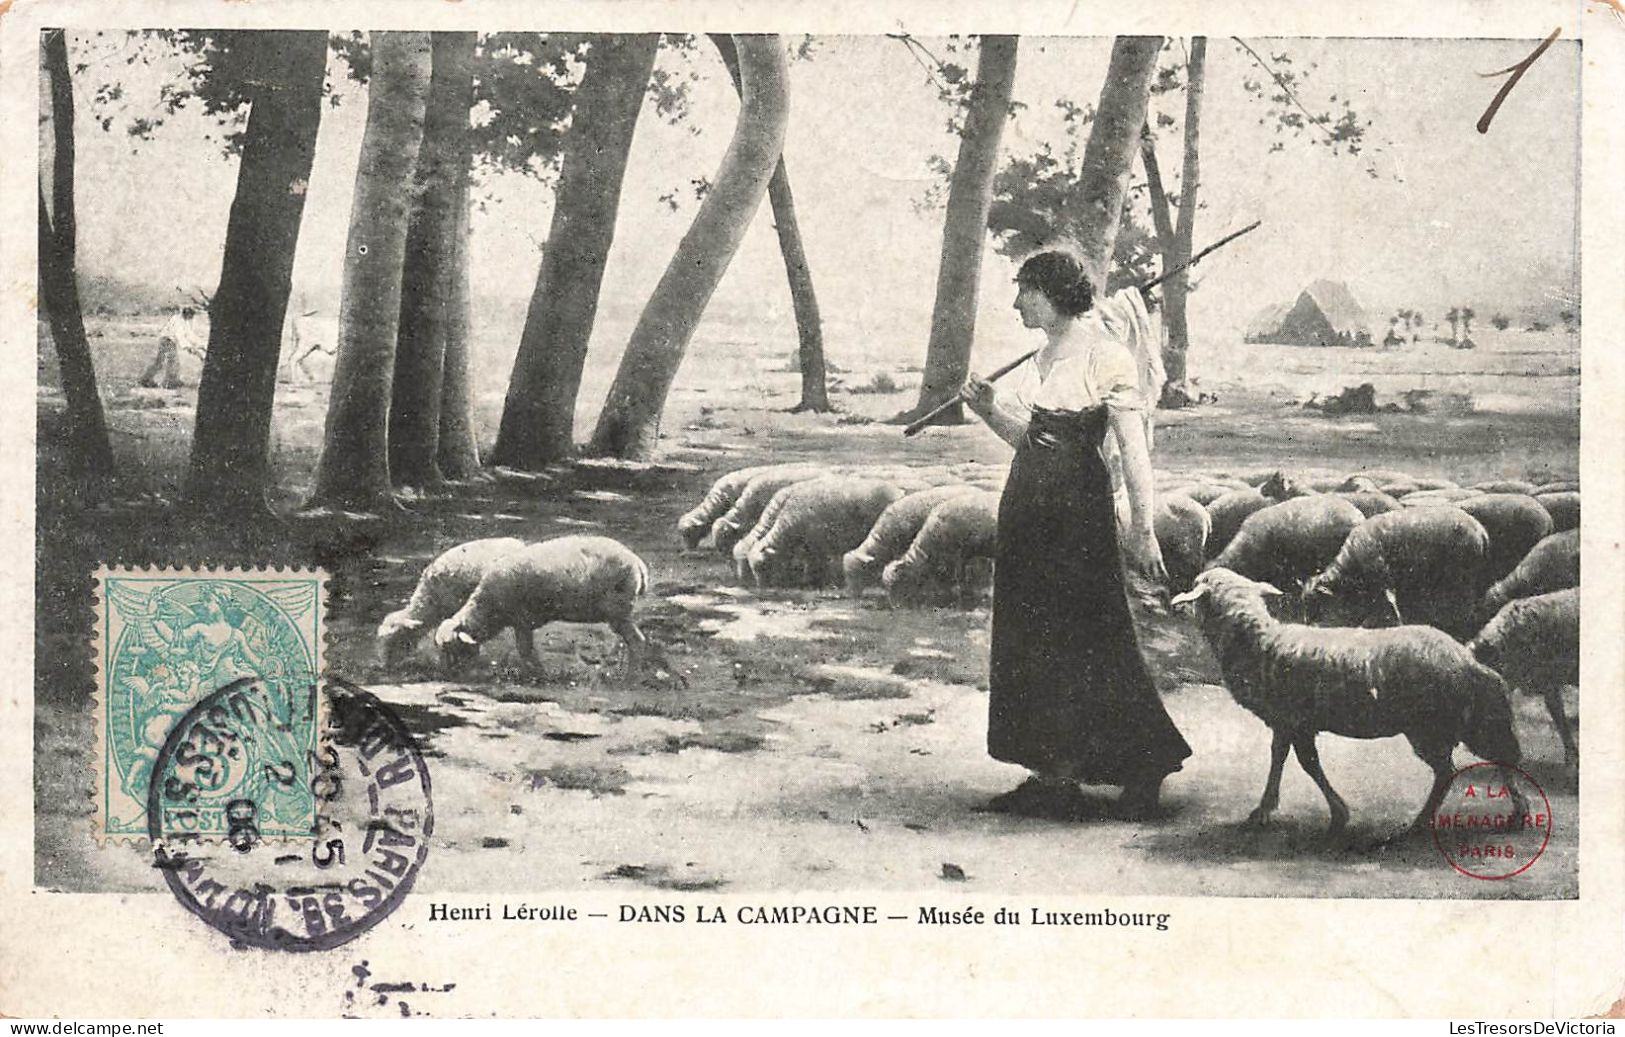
(1430, 762, 1552, 880)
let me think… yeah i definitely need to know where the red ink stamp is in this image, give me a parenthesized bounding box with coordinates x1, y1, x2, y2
(1430, 762, 1552, 881)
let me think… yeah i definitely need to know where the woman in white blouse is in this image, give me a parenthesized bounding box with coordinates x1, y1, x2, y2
(959, 250, 1191, 820)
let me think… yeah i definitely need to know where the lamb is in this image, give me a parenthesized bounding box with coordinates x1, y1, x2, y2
(377, 537, 527, 666)
(1156, 493, 1212, 593)
(1172, 568, 1526, 836)
(1457, 493, 1556, 584)
(1335, 490, 1402, 518)
(1470, 588, 1579, 767)
(434, 535, 664, 676)
(675, 464, 775, 549)
(1477, 529, 1580, 627)
(709, 465, 830, 555)
(881, 491, 1000, 602)
(1205, 488, 1274, 558)
(1533, 491, 1580, 533)
(748, 477, 907, 588)
(1205, 495, 1367, 596)
(842, 484, 981, 595)
(1301, 507, 1490, 640)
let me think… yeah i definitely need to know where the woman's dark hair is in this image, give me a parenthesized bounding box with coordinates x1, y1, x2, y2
(1016, 250, 1095, 316)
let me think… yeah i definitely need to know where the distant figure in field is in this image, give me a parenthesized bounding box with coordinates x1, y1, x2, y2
(283, 302, 334, 383)
(139, 306, 205, 388)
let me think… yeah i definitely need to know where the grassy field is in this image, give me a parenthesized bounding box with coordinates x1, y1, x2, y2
(34, 313, 1580, 899)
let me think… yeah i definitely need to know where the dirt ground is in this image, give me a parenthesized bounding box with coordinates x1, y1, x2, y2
(34, 319, 1581, 900)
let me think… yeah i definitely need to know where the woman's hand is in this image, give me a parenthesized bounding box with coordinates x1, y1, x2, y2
(1123, 522, 1169, 586)
(958, 376, 996, 418)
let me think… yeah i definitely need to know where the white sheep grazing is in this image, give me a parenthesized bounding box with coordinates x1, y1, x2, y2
(1477, 528, 1580, 628)
(1156, 494, 1213, 593)
(731, 480, 803, 582)
(1457, 494, 1555, 585)
(1173, 568, 1526, 837)
(434, 535, 664, 677)
(709, 465, 830, 556)
(748, 477, 907, 588)
(1470, 587, 1579, 767)
(1532, 490, 1580, 533)
(1205, 495, 1367, 599)
(676, 464, 773, 549)
(377, 537, 527, 666)
(880, 490, 1000, 603)
(842, 484, 980, 595)
(1301, 507, 1491, 641)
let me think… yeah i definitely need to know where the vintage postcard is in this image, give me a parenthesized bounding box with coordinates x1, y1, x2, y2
(2, 0, 1622, 1019)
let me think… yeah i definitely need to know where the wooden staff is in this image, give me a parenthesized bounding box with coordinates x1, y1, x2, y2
(903, 220, 1262, 437)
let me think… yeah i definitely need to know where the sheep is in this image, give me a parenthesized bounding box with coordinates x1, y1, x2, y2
(881, 491, 1000, 603)
(1335, 490, 1403, 518)
(1477, 529, 1580, 627)
(1400, 487, 1482, 507)
(1156, 493, 1213, 593)
(1301, 507, 1490, 640)
(1469, 588, 1579, 767)
(1534, 480, 1579, 495)
(1457, 493, 1556, 584)
(709, 465, 830, 555)
(1172, 483, 1237, 507)
(1205, 488, 1274, 558)
(1172, 568, 1526, 836)
(1349, 469, 1414, 486)
(1337, 475, 1383, 493)
(731, 481, 803, 582)
(1379, 480, 1422, 498)
(1533, 491, 1580, 533)
(1205, 495, 1367, 598)
(842, 484, 981, 595)
(748, 477, 907, 588)
(1471, 479, 1538, 495)
(676, 464, 774, 549)
(434, 535, 667, 677)
(1258, 471, 1315, 501)
(1411, 476, 1461, 492)
(377, 537, 527, 667)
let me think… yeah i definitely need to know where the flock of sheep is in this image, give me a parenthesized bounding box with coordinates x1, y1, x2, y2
(371, 457, 1580, 838)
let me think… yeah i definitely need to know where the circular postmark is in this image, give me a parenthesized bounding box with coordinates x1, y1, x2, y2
(148, 676, 433, 951)
(1429, 762, 1552, 881)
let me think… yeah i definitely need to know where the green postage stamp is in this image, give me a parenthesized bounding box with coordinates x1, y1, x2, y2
(94, 568, 325, 841)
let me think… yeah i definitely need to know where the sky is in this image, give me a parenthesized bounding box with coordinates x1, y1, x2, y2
(64, 31, 1582, 368)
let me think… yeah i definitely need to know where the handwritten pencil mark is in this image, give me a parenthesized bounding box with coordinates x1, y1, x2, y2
(1476, 28, 1561, 134)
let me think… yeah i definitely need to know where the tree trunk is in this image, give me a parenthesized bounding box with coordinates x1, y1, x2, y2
(310, 31, 433, 511)
(37, 30, 115, 480)
(588, 35, 790, 460)
(1071, 36, 1165, 290)
(1140, 126, 1192, 408)
(184, 30, 327, 514)
(437, 182, 482, 479)
(896, 35, 1018, 427)
(1158, 36, 1205, 404)
(712, 35, 830, 414)
(389, 31, 476, 490)
(489, 33, 658, 470)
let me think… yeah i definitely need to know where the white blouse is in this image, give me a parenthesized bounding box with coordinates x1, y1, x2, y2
(1002, 312, 1148, 418)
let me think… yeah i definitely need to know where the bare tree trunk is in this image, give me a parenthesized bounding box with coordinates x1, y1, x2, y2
(184, 30, 327, 514)
(588, 34, 790, 460)
(1157, 36, 1205, 404)
(490, 33, 658, 470)
(1071, 36, 1165, 289)
(895, 35, 1018, 427)
(38, 29, 115, 481)
(712, 35, 830, 414)
(438, 178, 481, 479)
(1140, 125, 1194, 408)
(310, 32, 432, 511)
(389, 31, 476, 490)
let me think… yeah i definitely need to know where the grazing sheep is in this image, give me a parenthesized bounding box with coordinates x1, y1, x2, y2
(1471, 479, 1538, 495)
(1335, 490, 1403, 518)
(1458, 493, 1556, 584)
(377, 537, 527, 667)
(1305, 474, 1353, 493)
(1338, 475, 1383, 493)
(710, 465, 830, 555)
(842, 484, 980, 595)
(1205, 488, 1274, 558)
(1477, 529, 1581, 627)
(1173, 483, 1237, 507)
(1351, 469, 1414, 486)
(881, 491, 1000, 602)
(1258, 471, 1315, 501)
(1206, 495, 1367, 596)
(1533, 491, 1580, 533)
(676, 464, 774, 549)
(1400, 487, 1482, 507)
(1534, 480, 1579, 495)
(1411, 476, 1461, 491)
(749, 477, 907, 588)
(1156, 493, 1213, 593)
(731, 481, 803, 582)
(1173, 568, 1526, 836)
(1301, 507, 1490, 640)
(1379, 480, 1422, 498)
(434, 535, 663, 675)
(1470, 588, 1580, 766)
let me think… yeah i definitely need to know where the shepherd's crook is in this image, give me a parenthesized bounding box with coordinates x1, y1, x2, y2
(902, 220, 1262, 437)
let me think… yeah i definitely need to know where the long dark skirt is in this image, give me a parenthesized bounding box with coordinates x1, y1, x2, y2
(987, 405, 1191, 785)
